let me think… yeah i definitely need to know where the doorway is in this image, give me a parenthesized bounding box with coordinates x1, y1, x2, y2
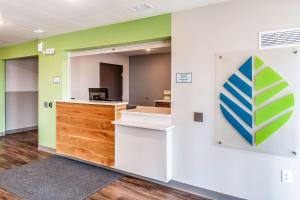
(5, 57, 38, 135)
(100, 63, 123, 101)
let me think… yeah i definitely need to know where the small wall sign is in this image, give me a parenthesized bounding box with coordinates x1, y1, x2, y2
(45, 48, 55, 55)
(176, 73, 192, 83)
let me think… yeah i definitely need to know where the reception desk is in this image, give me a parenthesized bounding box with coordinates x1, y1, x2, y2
(114, 106, 174, 182)
(56, 100, 127, 168)
(56, 101, 174, 182)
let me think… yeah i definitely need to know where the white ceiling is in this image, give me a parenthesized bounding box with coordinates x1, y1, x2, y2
(0, 0, 228, 47)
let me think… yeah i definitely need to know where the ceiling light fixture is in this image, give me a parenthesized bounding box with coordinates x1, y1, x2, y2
(33, 29, 45, 34)
(129, 2, 153, 12)
(146, 48, 151, 52)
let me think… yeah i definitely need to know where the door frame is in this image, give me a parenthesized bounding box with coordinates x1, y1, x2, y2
(2, 56, 39, 137)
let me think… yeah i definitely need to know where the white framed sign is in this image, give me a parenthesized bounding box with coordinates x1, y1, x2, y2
(176, 73, 192, 83)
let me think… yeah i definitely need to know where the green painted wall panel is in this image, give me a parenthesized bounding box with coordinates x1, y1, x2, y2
(41, 14, 171, 51)
(0, 60, 5, 134)
(38, 52, 63, 148)
(0, 40, 38, 60)
(0, 14, 171, 148)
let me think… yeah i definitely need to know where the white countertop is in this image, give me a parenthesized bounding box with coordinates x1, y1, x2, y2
(122, 106, 171, 117)
(56, 99, 128, 106)
(114, 106, 173, 131)
(113, 120, 174, 131)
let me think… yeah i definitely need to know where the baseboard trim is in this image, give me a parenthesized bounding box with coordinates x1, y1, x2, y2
(166, 180, 244, 200)
(119, 173, 243, 200)
(38, 145, 56, 154)
(123, 174, 243, 200)
(6, 126, 38, 135)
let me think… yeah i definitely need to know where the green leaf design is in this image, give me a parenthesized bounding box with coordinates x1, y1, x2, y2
(255, 67, 283, 91)
(254, 56, 295, 145)
(255, 111, 293, 145)
(255, 56, 264, 70)
(255, 82, 288, 107)
(220, 56, 295, 146)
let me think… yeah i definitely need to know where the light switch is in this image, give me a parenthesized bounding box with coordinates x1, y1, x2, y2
(53, 76, 60, 84)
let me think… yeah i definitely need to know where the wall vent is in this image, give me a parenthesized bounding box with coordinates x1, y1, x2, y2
(259, 28, 300, 49)
(128, 3, 153, 12)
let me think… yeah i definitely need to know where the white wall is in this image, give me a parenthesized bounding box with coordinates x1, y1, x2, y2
(6, 58, 38, 92)
(129, 53, 171, 106)
(71, 53, 129, 101)
(5, 92, 38, 131)
(171, 0, 300, 199)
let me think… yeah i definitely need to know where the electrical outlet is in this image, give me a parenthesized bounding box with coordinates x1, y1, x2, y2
(281, 170, 293, 183)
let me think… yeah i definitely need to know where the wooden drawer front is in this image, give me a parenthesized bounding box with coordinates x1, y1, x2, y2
(155, 102, 171, 108)
(56, 102, 115, 167)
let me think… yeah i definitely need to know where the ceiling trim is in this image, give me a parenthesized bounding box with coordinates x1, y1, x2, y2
(69, 40, 171, 57)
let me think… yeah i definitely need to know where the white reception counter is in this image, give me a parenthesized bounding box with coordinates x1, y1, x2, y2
(114, 106, 174, 182)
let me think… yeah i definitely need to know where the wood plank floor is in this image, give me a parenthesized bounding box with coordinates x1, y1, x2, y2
(0, 130, 208, 200)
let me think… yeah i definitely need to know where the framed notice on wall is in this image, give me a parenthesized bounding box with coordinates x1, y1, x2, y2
(176, 73, 192, 83)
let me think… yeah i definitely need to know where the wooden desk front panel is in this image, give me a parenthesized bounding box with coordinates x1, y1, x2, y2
(56, 102, 119, 168)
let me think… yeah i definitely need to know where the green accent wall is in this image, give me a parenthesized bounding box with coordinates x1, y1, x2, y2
(0, 40, 38, 60)
(0, 14, 171, 148)
(41, 14, 171, 51)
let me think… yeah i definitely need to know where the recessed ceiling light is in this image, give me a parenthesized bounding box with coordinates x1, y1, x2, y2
(145, 48, 151, 52)
(129, 2, 153, 12)
(0, 20, 4, 25)
(33, 29, 45, 34)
